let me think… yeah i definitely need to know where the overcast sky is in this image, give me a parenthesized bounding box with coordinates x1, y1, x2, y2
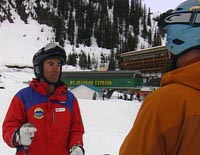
(143, 0, 185, 13)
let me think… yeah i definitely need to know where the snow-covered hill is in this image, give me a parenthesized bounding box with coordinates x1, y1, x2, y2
(0, 12, 110, 68)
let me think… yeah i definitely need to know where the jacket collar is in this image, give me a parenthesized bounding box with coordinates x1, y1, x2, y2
(29, 79, 67, 101)
(161, 61, 200, 90)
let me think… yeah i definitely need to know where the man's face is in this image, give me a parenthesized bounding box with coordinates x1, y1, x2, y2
(43, 58, 62, 83)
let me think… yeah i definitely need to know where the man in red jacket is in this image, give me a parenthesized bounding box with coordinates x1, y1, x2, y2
(2, 43, 85, 155)
(120, 0, 200, 155)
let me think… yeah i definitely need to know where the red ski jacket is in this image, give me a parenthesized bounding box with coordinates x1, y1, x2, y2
(3, 79, 84, 155)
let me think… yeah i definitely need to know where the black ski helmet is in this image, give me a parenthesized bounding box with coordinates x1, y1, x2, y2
(33, 42, 66, 79)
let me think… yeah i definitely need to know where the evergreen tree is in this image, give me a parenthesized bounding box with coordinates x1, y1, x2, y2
(67, 11, 75, 45)
(130, 0, 140, 36)
(15, 0, 29, 23)
(9, 0, 157, 59)
(84, 2, 93, 47)
(87, 53, 91, 70)
(75, 0, 85, 45)
(54, 15, 66, 46)
(108, 49, 116, 71)
(98, 1, 109, 48)
(58, 0, 68, 18)
(127, 34, 138, 51)
(108, 0, 113, 9)
(152, 28, 162, 47)
(147, 8, 152, 27)
(147, 29, 152, 45)
(104, 20, 113, 49)
(111, 21, 119, 49)
(67, 52, 77, 66)
(79, 50, 87, 69)
(141, 5, 147, 39)
(122, 0, 130, 39)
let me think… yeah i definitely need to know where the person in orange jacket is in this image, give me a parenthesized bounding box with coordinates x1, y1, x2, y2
(2, 43, 85, 155)
(120, 0, 200, 155)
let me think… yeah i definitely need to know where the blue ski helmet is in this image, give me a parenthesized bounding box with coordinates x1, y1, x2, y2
(158, 0, 200, 55)
(33, 43, 66, 79)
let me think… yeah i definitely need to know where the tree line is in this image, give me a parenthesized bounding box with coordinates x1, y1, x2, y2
(1, 0, 162, 70)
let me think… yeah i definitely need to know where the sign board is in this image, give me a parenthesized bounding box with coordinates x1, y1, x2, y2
(62, 77, 142, 88)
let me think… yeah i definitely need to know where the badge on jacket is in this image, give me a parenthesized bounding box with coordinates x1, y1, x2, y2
(34, 108, 44, 119)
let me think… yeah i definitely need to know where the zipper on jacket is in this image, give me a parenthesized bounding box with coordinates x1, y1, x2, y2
(52, 111, 55, 124)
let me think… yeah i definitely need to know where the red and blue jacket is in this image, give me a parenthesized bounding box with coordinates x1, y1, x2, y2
(3, 79, 84, 155)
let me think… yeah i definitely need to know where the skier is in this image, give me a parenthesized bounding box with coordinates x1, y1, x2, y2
(120, 0, 200, 154)
(2, 43, 85, 155)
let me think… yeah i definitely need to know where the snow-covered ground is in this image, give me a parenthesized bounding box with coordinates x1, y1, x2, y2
(0, 70, 142, 155)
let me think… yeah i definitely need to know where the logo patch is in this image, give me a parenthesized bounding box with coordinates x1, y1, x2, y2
(55, 108, 66, 112)
(34, 108, 44, 119)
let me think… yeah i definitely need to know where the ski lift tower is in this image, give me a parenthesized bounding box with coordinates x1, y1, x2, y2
(0, 74, 5, 89)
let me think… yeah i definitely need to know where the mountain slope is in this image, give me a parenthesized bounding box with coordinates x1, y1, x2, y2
(0, 0, 161, 69)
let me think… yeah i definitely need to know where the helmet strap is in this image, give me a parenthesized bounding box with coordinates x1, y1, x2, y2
(169, 54, 178, 71)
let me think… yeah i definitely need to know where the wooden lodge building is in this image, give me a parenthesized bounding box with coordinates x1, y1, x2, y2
(119, 46, 170, 86)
